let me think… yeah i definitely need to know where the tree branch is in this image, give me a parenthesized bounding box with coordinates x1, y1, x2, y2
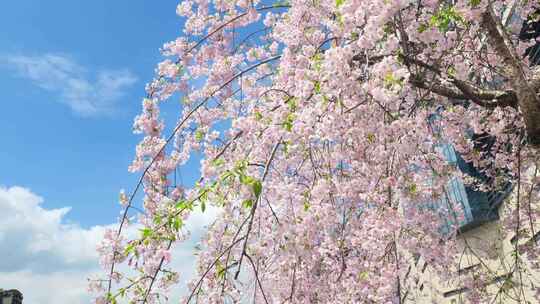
(409, 73, 518, 109)
(482, 6, 540, 145)
(234, 140, 281, 280)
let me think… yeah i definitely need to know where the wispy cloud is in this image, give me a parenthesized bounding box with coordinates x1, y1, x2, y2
(3, 54, 137, 116)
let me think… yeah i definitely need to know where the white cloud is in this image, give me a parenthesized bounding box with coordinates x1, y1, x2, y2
(0, 186, 218, 304)
(2, 54, 137, 116)
(0, 186, 101, 273)
(0, 270, 101, 304)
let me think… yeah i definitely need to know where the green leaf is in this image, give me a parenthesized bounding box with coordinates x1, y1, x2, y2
(367, 133, 376, 144)
(336, 12, 344, 26)
(383, 72, 403, 89)
(358, 271, 369, 280)
(216, 261, 225, 279)
(199, 187, 209, 202)
(447, 66, 456, 77)
(140, 228, 152, 239)
(252, 180, 263, 199)
(220, 170, 233, 180)
(239, 174, 256, 186)
(283, 113, 295, 132)
(286, 97, 297, 112)
(335, 0, 344, 7)
(201, 200, 206, 212)
(242, 199, 254, 209)
(173, 217, 183, 231)
(312, 54, 323, 72)
(175, 200, 187, 209)
(106, 293, 117, 304)
(282, 141, 293, 157)
(409, 183, 417, 195)
(468, 0, 480, 7)
(195, 129, 205, 141)
(429, 5, 463, 32)
(124, 243, 136, 255)
(212, 158, 225, 167)
(314, 81, 321, 93)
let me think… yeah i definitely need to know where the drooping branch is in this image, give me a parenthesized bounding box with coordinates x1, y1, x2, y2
(142, 240, 173, 303)
(105, 56, 281, 297)
(185, 236, 247, 304)
(234, 140, 281, 280)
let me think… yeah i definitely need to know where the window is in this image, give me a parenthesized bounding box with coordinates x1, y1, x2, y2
(435, 143, 513, 233)
(519, 9, 540, 66)
(426, 110, 512, 234)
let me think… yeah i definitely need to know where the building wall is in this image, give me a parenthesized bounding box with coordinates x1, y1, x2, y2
(404, 188, 540, 303)
(400, 4, 540, 302)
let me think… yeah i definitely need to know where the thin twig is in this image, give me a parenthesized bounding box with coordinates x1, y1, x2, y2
(234, 140, 281, 280)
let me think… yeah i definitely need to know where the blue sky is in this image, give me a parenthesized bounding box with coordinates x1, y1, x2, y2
(0, 0, 200, 227)
(0, 1, 210, 303)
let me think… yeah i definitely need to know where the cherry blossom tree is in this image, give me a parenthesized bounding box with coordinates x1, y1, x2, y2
(90, 0, 540, 303)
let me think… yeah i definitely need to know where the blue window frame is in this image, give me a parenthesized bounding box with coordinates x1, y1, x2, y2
(435, 144, 512, 233)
